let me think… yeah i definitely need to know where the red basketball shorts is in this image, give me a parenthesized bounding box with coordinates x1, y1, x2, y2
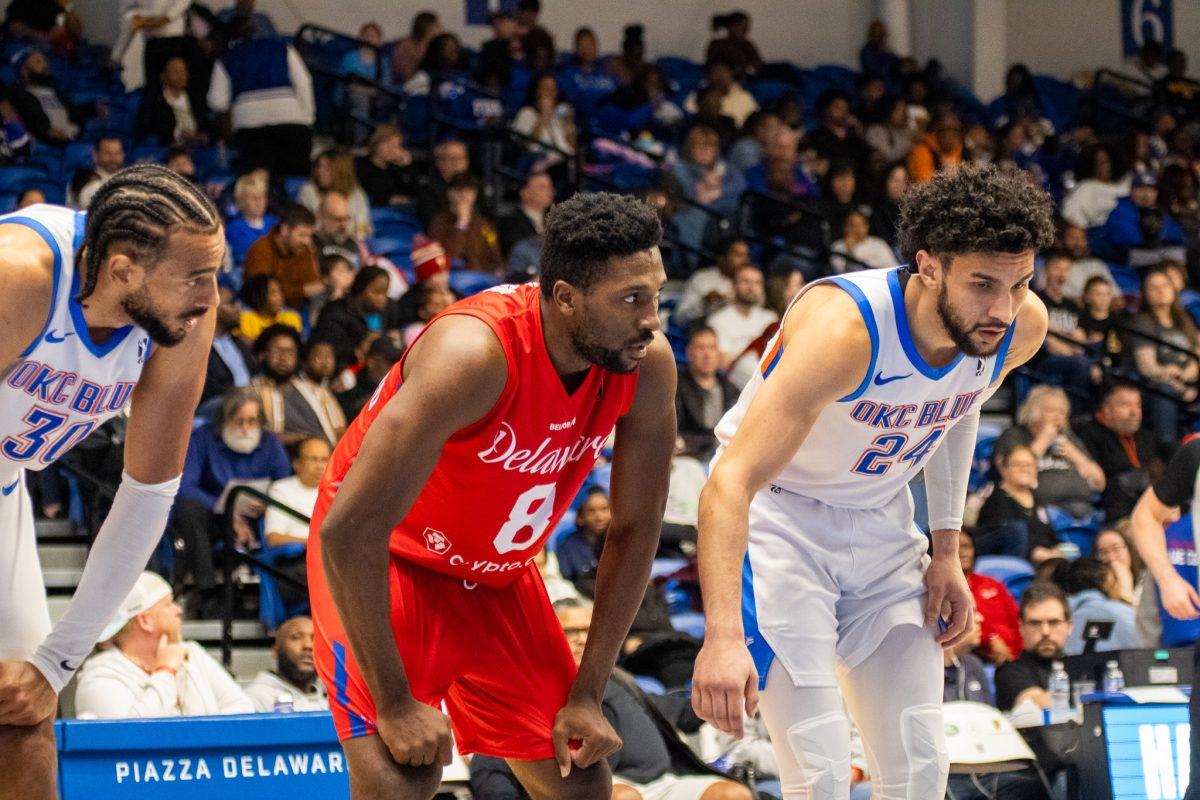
(311, 555, 578, 761)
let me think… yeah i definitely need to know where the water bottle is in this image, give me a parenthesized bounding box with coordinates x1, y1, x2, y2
(1103, 660, 1126, 694)
(273, 694, 295, 713)
(1048, 661, 1071, 723)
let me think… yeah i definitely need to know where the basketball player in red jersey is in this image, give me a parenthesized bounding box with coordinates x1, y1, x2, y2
(308, 192, 677, 799)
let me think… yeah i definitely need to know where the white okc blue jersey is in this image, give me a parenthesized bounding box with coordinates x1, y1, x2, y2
(714, 267, 1014, 509)
(0, 205, 151, 485)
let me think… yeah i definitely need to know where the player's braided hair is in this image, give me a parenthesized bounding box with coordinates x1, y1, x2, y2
(897, 162, 1055, 269)
(539, 192, 662, 298)
(77, 163, 221, 303)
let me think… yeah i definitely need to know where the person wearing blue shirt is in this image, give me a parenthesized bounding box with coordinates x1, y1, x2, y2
(557, 28, 617, 125)
(556, 488, 612, 583)
(172, 387, 291, 616)
(225, 173, 277, 266)
(1064, 557, 1140, 655)
(1100, 171, 1185, 263)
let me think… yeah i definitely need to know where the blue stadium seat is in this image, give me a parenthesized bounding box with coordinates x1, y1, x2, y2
(651, 558, 688, 579)
(284, 176, 307, 200)
(811, 64, 857, 93)
(547, 511, 577, 554)
(370, 206, 421, 229)
(373, 218, 422, 243)
(670, 611, 706, 639)
(634, 675, 666, 694)
(1006, 573, 1035, 601)
(447, 270, 502, 297)
(655, 57, 704, 97)
(969, 434, 999, 492)
(975, 555, 1034, 586)
(63, 141, 96, 176)
(1057, 526, 1096, 558)
(366, 235, 409, 259)
(0, 165, 48, 193)
(255, 540, 308, 632)
(748, 80, 797, 109)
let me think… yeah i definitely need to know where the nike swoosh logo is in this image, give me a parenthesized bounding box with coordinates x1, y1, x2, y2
(1, 478, 18, 496)
(873, 371, 912, 386)
(60, 659, 76, 671)
(45, 330, 74, 344)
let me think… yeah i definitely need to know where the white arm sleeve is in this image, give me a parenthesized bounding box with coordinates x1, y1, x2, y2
(921, 409, 979, 532)
(29, 471, 180, 692)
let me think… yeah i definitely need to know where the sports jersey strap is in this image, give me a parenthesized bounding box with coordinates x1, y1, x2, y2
(757, 274, 879, 403)
(828, 276, 880, 403)
(394, 307, 516, 440)
(989, 319, 1019, 385)
(1, 215, 64, 358)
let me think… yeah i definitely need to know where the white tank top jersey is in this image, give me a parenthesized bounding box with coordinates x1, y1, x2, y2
(714, 267, 1016, 510)
(0, 205, 152, 487)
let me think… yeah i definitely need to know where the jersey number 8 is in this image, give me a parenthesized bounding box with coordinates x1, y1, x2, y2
(493, 482, 558, 554)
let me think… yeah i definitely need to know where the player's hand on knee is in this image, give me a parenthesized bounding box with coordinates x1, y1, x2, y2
(0, 660, 57, 726)
(551, 699, 622, 778)
(691, 637, 758, 740)
(376, 698, 454, 768)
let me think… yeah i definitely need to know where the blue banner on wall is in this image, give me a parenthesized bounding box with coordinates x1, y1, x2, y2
(1120, 0, 1174, 57)
(466, 0, 520, 26)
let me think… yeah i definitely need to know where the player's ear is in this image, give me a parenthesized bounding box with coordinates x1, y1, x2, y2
(550, 279, 579, 316)
(913, 250, 941, 287)
(103, 248, 140, 290)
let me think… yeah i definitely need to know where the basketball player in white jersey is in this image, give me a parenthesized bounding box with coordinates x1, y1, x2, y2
(0, 164, 223, 799)
(691, 165, 1056, 799)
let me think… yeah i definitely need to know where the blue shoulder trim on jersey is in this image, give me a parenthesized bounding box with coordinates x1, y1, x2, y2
(2, 215, 63, 358)
(829, 276, 879, 402)
(990, 318, 1019, 385)
(69, 259, 134, 358)
(742, 552, 776, 692)
(887, 267, 964, 380)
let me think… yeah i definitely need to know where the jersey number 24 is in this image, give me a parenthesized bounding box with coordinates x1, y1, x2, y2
(851, 427, 945, 476)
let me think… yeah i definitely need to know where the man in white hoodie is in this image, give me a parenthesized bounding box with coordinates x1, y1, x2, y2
(73, 572, 253, 719)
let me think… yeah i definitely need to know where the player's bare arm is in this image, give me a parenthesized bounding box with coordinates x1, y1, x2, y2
(1131, 485, 1200, 621)
(554, 333, 676, 776)
(0, 225, 54, 380)
(0, 226, 57, 726)
(318, 314, 507, 768)
(692, 285, 871, 737)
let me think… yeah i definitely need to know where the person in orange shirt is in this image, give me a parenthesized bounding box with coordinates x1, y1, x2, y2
(244, 205, 322, 309)
(907, 111, 964, 183)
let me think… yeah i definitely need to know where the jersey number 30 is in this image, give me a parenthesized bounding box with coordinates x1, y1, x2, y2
(851, 427, 945, 476)
(1, 408, 97, 466)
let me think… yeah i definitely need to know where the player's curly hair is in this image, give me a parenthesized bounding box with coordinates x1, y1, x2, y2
(897, 163, 1055, 269)
(539, 192, 662, 298)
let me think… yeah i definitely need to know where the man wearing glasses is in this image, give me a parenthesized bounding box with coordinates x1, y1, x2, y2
(993, 583, 1074, 712)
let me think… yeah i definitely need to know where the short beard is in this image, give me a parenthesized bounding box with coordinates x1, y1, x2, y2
(262, 364, 295, 383)
(277, 654, 316, 690)
(936, 280, 1006, 358)
(569, 325, 650, 375)
(121, 284, 190, 347)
